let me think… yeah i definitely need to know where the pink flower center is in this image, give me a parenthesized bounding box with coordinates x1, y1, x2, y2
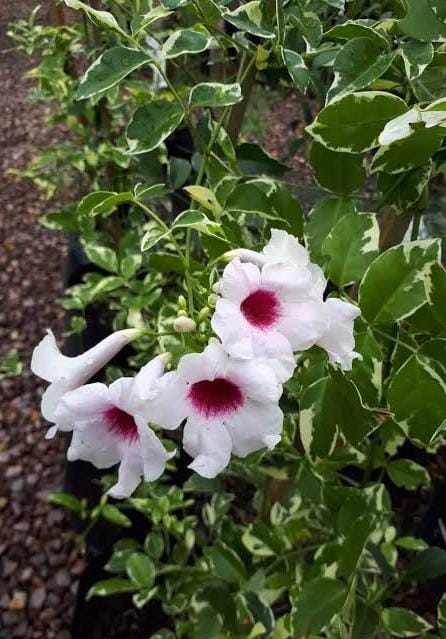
(240, 289, 280, 329)
(188, 378, 244, 418)
(104, 406, 139, 443)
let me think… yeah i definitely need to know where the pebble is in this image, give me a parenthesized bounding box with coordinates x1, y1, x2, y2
(9, 591, 27, 610)
(29, 588, 46, 610)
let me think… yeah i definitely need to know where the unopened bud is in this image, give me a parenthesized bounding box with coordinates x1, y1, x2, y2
(177, 309, 188, 317)
(173, 317, 197, 333)
(197, 307, 210, 322)
(159, 352, 173, 366)
(207, 294, 217, 307)
(212, 282, 221, 294)
(178, 295, 187, 310)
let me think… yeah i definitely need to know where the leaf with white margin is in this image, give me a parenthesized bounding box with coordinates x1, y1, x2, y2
(306, 92, 408, 153)
(378, 106, 446, 145)
(323, 212, 379, 287)
(223, 1, 274, 38)
(309, 141, 366, 195)
(282, 48, 310, 93)
(387, 459, 430, 490)
(326, 38, 397, 103)
(382, 607, 433, 637)
(399, 0, 446, 42)
(359, 239, 441, 324)
(141, 225, 170, 252)
(162, 28, 212, 59)
(388, 339, 446, 445)
(372, 127, 443, 174)
(189, 82, 242, 109)
(377, 162, 432, 210)
(64, 0, 126, 35)
(324, 20, 390, 49)
(351, 329, 383, 408)
(171, 210, 224, 238)
(126, 100, 184, 154)
(130, 6, 173, 37)
(77, 47, 151, 99)
(400, 41, 434, 80)
(183, 185, 222, 214)
(292, 577, 347, 636)
(425, 262, 446, 326)
(305, 197, 356, 264)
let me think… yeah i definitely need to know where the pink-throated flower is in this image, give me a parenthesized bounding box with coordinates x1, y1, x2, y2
(53, 354, 174, 499)
(31, 328, 143, 432)
(148, 340, 283, 478)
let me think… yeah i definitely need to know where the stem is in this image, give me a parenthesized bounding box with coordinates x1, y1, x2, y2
(410, 208, 421, 241)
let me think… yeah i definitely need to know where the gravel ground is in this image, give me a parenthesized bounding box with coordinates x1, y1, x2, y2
(0, 2, 81, 638)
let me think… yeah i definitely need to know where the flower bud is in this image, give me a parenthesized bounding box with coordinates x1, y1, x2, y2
(177, 309, 188, 317)
(197, 307, 210, 322)
(159, 352, 173, 366)
(212, 282, 221, 294)
(207, 294, 217, 307)
(177, 295, 187, 310)
(173, 317, 197, 333)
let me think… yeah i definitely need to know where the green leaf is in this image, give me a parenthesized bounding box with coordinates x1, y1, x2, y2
(127, 100, 184, 154)
(130, 6, 173, 37)
(359, 240, 441, 323)
(144, 532, 164, 560)
(121, 254, 142, 279)
(289, 9, 322, 51)
(309, 141, 366, 195)
(183, 185, 222, 214)
(77, 47, 150, 100)
(409, 547, 446, 580)
(426, 262, 446, 326)
(371, 128, 443, 174)
(305, 197, 355, 264)
(292, 578, 346, 637)
(126, 553, 155, 589)
(324, 20, 390, 49)
(382, 607, 432, 637)
(388, 344, 446, 445)
(399, 0, 446, 42)
(236, 142, 289, 176)
(378, 162, 432, 210)
(83, 243, 119, 273)
(49, 492, 84, 514)
(169, 158, 191, 189)
(322, 212, 379, 286)
(387, 459, 430, 490)
(306, 92, 408, 153)
(162, 28, 212, 58)
(223, 1, 274, 38)
(141, 225, 170, 252)
(87, 578, 136, 600)
(438, 594, 446, 638)
(338, 514, 375, 578)
(101, 504, 132, 527)
(395, 536, 428, 551)
(282, 48, 310, 93)
(64, 0, 126, 35)
(327, 38, 397, 103)
(400, 41, 434, 80)
(133, 586, 158, 609)
(172, 210, 222, 237)
(78, 191, 134, 217)
(300, 371, 378, 458)
(207, 541, 246, 583)
(350, 329, 383, 408)
(189, 82, 242, 108)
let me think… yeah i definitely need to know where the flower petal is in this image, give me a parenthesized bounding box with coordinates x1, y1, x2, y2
(67, 422, 121, 469)
(277, 299, 328, 351)
(178, 339, 229, 384)
(225, 358, 283, 403)
(31, 330, 71, 383)
(136, 416, 175, 481)
(317, 298, 361, 370)
(183, 417, 232, 478)
(54, 383, 112, 430)
(263, 229, 309, 266)
(211, 298, 256, 359)
(149, 371, 189, 429)
(220, 259, 261, 303)
(224, 400, 283, 457)
(261, 261, 313, 301)
(108, 449, 143, 499)
(134, 355, 167, 400)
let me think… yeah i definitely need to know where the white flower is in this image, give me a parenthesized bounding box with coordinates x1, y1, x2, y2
(53, 355, 174, 499)
(317, 298, 361, 371)
(149, 340, 283, 478)
(211, 258, 327, 381)
(31, 328, 142, 430)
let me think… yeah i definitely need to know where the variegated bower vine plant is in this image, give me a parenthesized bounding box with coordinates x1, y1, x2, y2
(12, 0, 446, 636)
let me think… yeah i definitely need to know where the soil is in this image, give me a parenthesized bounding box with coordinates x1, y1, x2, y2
(0, 1, 81, 638)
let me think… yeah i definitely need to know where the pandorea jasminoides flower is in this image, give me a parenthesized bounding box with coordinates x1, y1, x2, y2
(211, 259, 327, 381)
(53, 355, 174, 499)
(31, 328, 142, 429)
(149, 341, 283, 478)
(317, 298, 361, 370)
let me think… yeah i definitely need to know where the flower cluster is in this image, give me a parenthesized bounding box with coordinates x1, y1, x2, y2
(32, 230, 360, 497)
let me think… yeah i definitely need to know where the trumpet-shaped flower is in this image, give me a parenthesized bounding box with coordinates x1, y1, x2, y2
(31, 328, 142, 430)
(53, 355, 174, 499)
(149, 341, 283, 478)
(211, 259, 327, 380)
